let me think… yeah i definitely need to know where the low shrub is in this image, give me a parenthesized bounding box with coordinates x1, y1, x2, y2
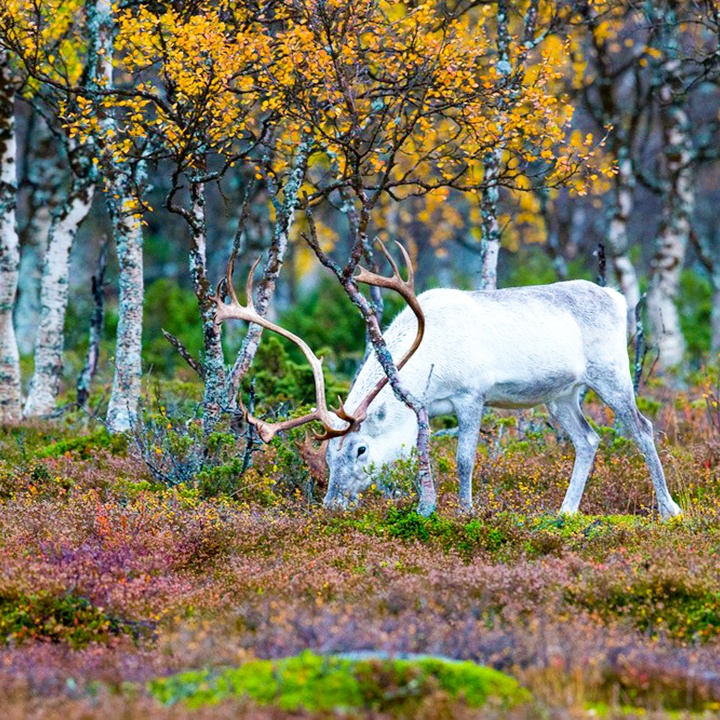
(566, 565, 720, 643)
(35, 428, 129, 460)
(0, 591, 138, 649)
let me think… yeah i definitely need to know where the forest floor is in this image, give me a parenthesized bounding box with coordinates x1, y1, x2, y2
(1, 374, 720, 718)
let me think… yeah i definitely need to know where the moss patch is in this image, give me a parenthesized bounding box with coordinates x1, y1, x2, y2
(148, 650, 531, 713)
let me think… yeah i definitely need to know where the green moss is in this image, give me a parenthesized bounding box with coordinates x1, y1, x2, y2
(148, 651, 531, 713)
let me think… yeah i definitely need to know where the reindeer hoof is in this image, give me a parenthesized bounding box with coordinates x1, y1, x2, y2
(660, 500, 683, 520)
(457, 501, 475, 517)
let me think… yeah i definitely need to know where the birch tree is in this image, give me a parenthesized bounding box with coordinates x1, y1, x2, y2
(23, 174, 95, 416)
(478, 0, 543, 290)
(568, 0, 650, 311)
(87, 0, 145, 431)
(15, 113, 60, 355)
(107, 2, 279, 430)
(0, 0, 101, 415)
(0, 48, 21, 422)
(644, 1, 702, 370)
(568, 0, 718, 367)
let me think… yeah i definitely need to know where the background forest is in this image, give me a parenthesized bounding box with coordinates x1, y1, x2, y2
(0, 0, 719, 428)
(1, 1, 720, 718)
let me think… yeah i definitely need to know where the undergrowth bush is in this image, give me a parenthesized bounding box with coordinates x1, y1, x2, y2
(567, 564, 720, 643)
(0, 591, 138, 649)
(35, 428, 128, 460)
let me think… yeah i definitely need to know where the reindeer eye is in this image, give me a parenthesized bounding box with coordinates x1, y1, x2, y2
(357, 445, 367, 458)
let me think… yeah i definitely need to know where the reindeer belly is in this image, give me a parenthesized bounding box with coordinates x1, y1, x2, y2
(484, 371, 580, 409)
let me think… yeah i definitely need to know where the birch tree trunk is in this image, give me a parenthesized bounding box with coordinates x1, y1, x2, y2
(646, 58, 694, 370)
(16, 214, 49, 355)
(227, 140, 310, 404)
(105, 190, 144, 432)
(0, 51, 22, 422)
(478, 150, 502, 291)
(477, 0, 509, 292)
(606, 149, 641, 311)
(93, 0, 145, 432)
(15, 113, 63, 355)
(23, 183, 95, 417)
(477, 0, 538, 291)
(188, 181, 226, 432)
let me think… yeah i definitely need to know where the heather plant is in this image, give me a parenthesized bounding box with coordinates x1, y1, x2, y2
(0, 378, 720, 717)
(566, 561, 720, 643)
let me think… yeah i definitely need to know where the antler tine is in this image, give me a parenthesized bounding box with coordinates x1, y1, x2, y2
(331, 395, 356, 423)
(392, 240, 415, 288)
(355, 239, 415, 291)
(354, 240, 424, 371)
(376, 239, 415, 288)
(225, 251, 239, 304)
(244, 256, 261, 311)
(375, 238, 401, 277)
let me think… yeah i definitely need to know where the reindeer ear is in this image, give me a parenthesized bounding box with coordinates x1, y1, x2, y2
(363, 403, 387, 436)
(376, 403, 387, 423)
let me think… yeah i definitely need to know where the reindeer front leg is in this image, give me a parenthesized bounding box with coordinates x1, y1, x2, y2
(454, 396, 484, 513)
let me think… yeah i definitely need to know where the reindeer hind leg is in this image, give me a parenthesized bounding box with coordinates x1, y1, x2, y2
(590, 372, 681, 519)
(548, 389, 600, 515)
(454, 396, 484, 513)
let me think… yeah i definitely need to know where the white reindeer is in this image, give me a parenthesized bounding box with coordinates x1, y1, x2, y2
(214, 247, 682, 519)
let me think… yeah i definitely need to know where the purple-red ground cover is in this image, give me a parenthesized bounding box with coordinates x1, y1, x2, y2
(0, 378, 719, 718)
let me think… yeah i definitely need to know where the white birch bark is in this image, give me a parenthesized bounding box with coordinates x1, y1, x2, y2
(477, 0, 509, 292)
(15, 114, 63, 355)
(187, 181, 226, 432)
(479, 149, 502, 291)
(477, 0, 538, 291)
(646, 226, 688, 369)
(646, 59, 694, 370)
(0, 51, 22, 422)
(606, 150, 641, 311)
(15, 212, 49, 355)
(105, 205, 144, 432)
(23, 185, 95, 416)
(92, 0, 145, 432)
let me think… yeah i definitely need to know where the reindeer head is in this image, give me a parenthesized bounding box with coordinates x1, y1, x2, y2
(214, 241, 424, 509)
(323, 399, 418, 509)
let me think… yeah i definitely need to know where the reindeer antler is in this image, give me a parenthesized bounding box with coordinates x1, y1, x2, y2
(214, 255, 351, 442)
(214, 240, 425, 443)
